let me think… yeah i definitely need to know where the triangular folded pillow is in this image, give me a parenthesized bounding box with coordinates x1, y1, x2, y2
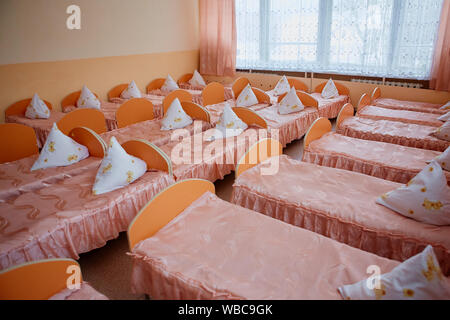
(338, 246, 450, 300)
(211, 103, 248, 139)
(92, 137, 147, 195)
(161, 98, 193, 130)
(278, 87, 305, 115)
(161, 75, 179, 93)
(236, 84, 258, 107)
(321, 78, 339, 99)
(273, 76, 290, 95)
(77, 85, 101, 110)
(121, 80, 142, 99)
(188, 70, 206, 87)
(376, 161, 450, 226)
(432, 121, 450, 142)
(25, 93, 50, 119)
(433, 147, 450, 172)
(438, 111, 450, 122)
(440, 101, 450, 110)
(31, 123, 89, 171)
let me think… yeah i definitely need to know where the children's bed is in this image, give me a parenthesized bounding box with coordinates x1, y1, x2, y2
(311, 81, 350, 119)
(231, 140, 450, 275)
(0, 127, 105, 201)
(303, 107, 450, 185)
(357, 94, 444, 127)
(0, 259, 107, 300)
(0, 139, 175, 271)
(337, 105, 449, 152)
(177, 73, 234, 100)
(127, 179, 400, 300)
(371, 87, 447, 114)
(146, 78, 204, 105)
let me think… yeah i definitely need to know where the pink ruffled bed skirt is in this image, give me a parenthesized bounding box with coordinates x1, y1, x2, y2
(49, 282, 108, 300)
(0, 174, 174, 271)
(373, 98, 445, 114)
(336, 125, 450, 152)
(231, 186, 450, 276)
(302, 150, 450, 185)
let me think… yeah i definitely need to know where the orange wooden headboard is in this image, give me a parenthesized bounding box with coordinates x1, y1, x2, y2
(0, 123, 39, 163)
(177, 73, 193, 85)
(336, 103, 355, 128)
(69, 127, 106, 158)
(116, 98, 154, 129)
(202, 82, 225, 107)
(277, 91, 319, 109)
(108, 83, 129, 100)
(233, 107, 268, 129)
(0, 258, 83, 300)
(357, 93, 372, 112)
(146, 78, 166, 93)
(121, 139, 172, 175)
(162, 90, 193, 114)
(57, 108, 107, 135)
(181, 101, 211, 123)
(288, 78, 309, 92)
(232, 77, 251, 98)
(5, 98, 53, 117)
(303, 117, 332, 149)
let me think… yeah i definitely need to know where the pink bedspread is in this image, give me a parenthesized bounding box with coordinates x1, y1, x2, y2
(0, 169, 174, 271)
(256, 106, 319, 147)
(303, 132, 450, 185)
(129, 192, 399, 300)
(148, 89, 204, 105)
(231, 156, 450, 275)
(5, 112, 66, 148)
(100, 119, 211, 147)
(64, 101, 122, 131)
(49, 282, 108, 300)
(310, 93, 350, 119)
(205, 101, 270, 126)
(373, 98, 445, 114)
(159, 127, 267, 182)
(110, 94, 165, 119)
(0, 155, 101, 201)
(358, 105, 443, 127)
(337, 117, 450, 152)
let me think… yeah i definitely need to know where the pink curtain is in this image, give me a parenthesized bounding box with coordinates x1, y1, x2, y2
(199, 0, 237, 77)
(430, 0, 450, 92)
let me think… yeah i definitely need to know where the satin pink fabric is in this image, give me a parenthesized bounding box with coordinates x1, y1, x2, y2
(0, 155, 101, 201)
(256, 106, 319, 147)
(100, 120, 211, 147)
(337, 117, 450, 152)
(231, 156, 450, 275)
(430, 0, 450, 92)
(109, 94, 165, 120)
(199, 0, 236, 77)
(0, 169, 174, 271)
(310, 93, 350, 119)
(358, 105, 443, 127)
(48, 282, 108, 300)
(64, 101, 122, 131)
(303, 132, 450, 185)
(147, 89, 204, 105)
(373, 98, 445, 114)
(5, 112, 67, 148)
(129, 192, 399, 300)
(160, 127, 267, 182)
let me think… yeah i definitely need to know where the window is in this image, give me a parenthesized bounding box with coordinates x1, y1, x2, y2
(236, 0, 443, 80)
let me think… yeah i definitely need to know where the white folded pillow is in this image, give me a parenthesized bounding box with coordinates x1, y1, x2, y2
(440, 101, 450, 110)
(438, 111, 450, 122)
(31, 123, 89, 171)
(77, 85, 101, 110)
(278, 87, 305, 115)
(432, 121, 450, 142)
(321, 78, 339, 99)
(161, 75, 179, 93)
(210, 102, 248, 140)
(25, 93, 50, 119)
(432, 146, 450, 172)
(161, 98, 193, 131)
(121, 80, 142, 99)
(92, 137, 147, 195)
(376, 161, 450, 226)
(338, 245, 450, 300)
(236, 84, 258, 107)
(273, 75, 290, 96)
(189, 70, 206, 87)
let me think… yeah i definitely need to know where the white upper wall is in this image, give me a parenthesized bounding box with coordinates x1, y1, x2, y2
(0, 0, 199, 65)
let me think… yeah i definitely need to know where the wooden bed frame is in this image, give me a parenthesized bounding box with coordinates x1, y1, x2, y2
(5, 98, 53, 117)
(0, 123, 39, 164)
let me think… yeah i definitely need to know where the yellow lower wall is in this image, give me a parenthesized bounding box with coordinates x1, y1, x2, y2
(206, 72, 450, 108)
(0, 50, 199, 123)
